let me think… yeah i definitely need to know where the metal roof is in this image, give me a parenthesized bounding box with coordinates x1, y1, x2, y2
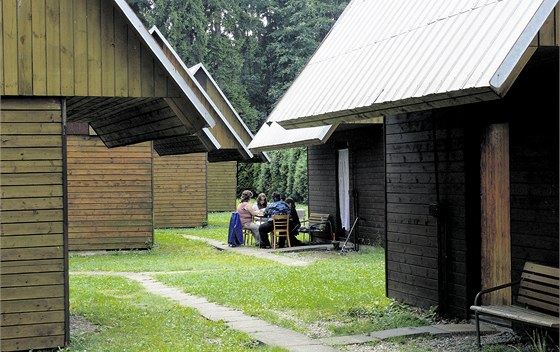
(248, 122, 336, 152)
(269, 0, 559, 129)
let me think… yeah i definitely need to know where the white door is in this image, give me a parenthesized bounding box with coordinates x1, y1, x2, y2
(338, 149, 350, 230)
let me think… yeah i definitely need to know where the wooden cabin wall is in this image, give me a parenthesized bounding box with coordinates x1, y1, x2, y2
(0, 0, 174, 98)
(307, 141, 339, 224)
(66, 135, 153, 250)
(207, 161, 237, 212)
(385, 110, 472, 317)
(385, 112, 440, 311)
(385, 49, 559, 318)
(504, 49, 559, 278)
(153, 153, 208, 228)
(308, 125, 385, 244)
(0, 98, 67, 351)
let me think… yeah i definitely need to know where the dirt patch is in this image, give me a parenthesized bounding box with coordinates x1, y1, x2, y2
(70, 314, 99, 334)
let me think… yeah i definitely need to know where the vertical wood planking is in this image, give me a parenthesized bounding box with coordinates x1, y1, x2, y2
(3, 0, 18, 95)
(480, 123, 511, 305)
(59, 0, 74, 95)
(73, 0, 87, 95)
(127, 28, 141, 97)
(100, 2, 115, 96)
(4, 1, 19, 94)
(31, 0, 47, 95)
(87, 0, 102, 96)
(17, 0, 33, 94)
(0, 1, 4, 94)
(154, 64, 167, 97)
(539, 9, 556, 46)
(554, 5, 560, 46)
(141, 46, 155, 96)
(45, 0, 61, 95)
(114, 10, 128, 96)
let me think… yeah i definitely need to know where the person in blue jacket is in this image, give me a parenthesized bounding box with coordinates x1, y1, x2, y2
(258, 192, 290, 248)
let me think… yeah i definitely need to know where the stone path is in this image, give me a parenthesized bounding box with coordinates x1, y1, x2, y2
(71, 236, 498, 351)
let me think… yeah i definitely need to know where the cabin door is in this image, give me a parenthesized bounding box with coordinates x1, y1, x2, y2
(480, 123, 511, 305)
(338, 149, 350, 231)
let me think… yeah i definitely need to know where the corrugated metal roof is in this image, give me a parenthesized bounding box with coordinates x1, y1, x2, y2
(248, 122, 336, 152)
(269, 0, 558, 129)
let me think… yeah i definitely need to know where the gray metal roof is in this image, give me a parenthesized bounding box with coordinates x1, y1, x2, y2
(248, 122, 336, 152)
(269, 0, 559, 129)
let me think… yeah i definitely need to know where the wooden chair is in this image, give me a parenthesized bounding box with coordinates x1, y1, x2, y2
(243, 228, 253, 246)
(271, 214, 290, 249)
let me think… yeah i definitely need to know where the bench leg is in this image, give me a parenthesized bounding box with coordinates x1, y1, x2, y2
(475, 311, 481, 348)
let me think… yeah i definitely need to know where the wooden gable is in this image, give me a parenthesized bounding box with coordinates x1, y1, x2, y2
(149, 28, 252, 161)
(1, 0, 215, 153)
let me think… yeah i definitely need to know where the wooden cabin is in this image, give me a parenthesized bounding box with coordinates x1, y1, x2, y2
(307, 124, 385, 245)
(153, 153, 208, 228)
(208, 161, 238, 212)
(153, 157, 237, 228)
(148, 33, 267, 226)
(251, 0, 559, 321)
(66, 124, 154, 250)
(0, 0, 225, 350)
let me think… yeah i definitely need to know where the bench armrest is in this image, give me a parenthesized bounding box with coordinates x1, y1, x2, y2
(473, 280, 521, 306)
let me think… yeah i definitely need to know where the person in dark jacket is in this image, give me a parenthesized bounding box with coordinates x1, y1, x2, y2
(258, 192, 290, 248)
(281, 197, 303, 247)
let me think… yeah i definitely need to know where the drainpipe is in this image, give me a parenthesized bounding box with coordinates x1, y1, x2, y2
(431, 114, 447, 317)
(383, 116, 388, 297)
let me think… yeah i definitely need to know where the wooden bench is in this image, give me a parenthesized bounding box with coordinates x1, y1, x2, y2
(470, 262, 559, 347)
(299, 213, 333, 243)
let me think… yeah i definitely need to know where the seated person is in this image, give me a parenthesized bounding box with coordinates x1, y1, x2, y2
(252, 193, 267, 212)
(282, 197, 303, 247)
(258, 191, 290, 248)
(236, 190, 263, 246)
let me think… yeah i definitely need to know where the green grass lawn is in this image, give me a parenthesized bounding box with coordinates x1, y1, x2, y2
(66, 212, 429, 351)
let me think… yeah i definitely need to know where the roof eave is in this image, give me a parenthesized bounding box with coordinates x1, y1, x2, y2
(277, 89, 500, 129)
(113, 0, 215, 129)
(489, 0, 557, 96)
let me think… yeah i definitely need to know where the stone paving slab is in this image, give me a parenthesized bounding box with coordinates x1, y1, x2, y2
(320, 323, 499, 347)
(123, 272, 341, 351)
(71, 247, 499, 352)
(181, 234, 329, 266)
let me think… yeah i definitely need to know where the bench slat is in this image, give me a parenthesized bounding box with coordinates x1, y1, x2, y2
(521, 272, 560, 287)
(470, 305, 560, 328)
(517, 294, 560, 314)
(520, 279, 559, 296)
(524, 262, 560, 279)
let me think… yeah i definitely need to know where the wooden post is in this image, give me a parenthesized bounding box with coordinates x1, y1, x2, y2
(480, 123, 511, 305)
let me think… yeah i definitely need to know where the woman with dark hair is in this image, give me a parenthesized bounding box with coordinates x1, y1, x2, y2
(252, 193, 267, 211)
(236, 190, 263, 246)
(257, 192, 290, 248)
